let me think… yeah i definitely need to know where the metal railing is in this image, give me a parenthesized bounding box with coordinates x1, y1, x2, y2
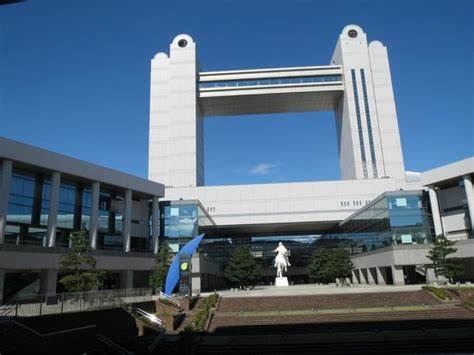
(158, 291, 182, 309)
(1, 287, 153, 318)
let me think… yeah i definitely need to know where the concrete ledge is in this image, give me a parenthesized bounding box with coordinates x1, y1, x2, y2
(0, 246, 155, 270)
(351, 239, 474, 269)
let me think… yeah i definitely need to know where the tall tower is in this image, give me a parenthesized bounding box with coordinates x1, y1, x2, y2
(331, 25, 405, 182)
(148, 26, 406, 188)
(148, 34, 204, 188)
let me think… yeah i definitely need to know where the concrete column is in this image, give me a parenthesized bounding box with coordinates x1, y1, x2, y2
(425, 267, 437, 284)
(428, 187, 443, 236)
(123, 189, 132, 253)
(359, 269, 368, 285)
(391, 265, 405, 285)
(39, 269, 58, 297)
(0, 160, 13, 244)
(89, 181, 100, 250)
(191, 252, 201, 294)
(367, 268, 376, 285)
(47, 172, 61, 247)
(376, 267, 387, 285)
(0, 269, 5, 304)
(463, 176, 474, 235)
(152, 196, 160, 254)
(351, 270, 359, 285)
(425, 266, 448, 285)
(120, 270, 133, 289)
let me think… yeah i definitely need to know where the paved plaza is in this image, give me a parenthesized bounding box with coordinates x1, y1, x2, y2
(204, 283, 423, 298)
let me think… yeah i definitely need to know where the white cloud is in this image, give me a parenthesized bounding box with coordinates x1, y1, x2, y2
(249, 163, 278, 176)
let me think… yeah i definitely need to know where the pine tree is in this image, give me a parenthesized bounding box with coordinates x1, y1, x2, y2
(427, 234, 463, 283)
(59, 230, 104, 292)
(224, 246, 263, 288)
(308, 248, 353, 284)
(331, 248, 354, 284)
(149, 242, 173, 292)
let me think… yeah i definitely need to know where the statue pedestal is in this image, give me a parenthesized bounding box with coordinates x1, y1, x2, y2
(275, 276, 289, 287)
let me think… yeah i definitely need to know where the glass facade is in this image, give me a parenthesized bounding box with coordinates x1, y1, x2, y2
(3, 168, 152, 251)
(327, 191, 433, 252)
(7, 171, 36, 225)
(199, 75, 342, 89)
(6, 170, 48, 246)
(160, 201, 214, 252)
(57, 180, 77, 230)
(183, 191, 434, 285)
(81, 188, 92, 230)
(40, 179, 51, 226)
(97, 191, 124, 251)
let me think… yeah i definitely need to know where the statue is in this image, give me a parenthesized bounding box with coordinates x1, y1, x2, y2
(273, 242, 291, 278)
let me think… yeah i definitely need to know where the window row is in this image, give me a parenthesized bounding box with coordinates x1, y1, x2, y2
(199, 75, 342, 89)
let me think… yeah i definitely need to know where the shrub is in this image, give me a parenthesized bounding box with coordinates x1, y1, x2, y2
(463, 298, 474, 308)
(191, 293, 219, 331)
(207, 292, 219, 308)
(422, 286, 451, 300)
(182, 324, 195, 332)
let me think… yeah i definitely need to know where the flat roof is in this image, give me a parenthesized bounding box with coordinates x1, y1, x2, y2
(0, 136, 164, 198)
(421, 157, 474, 187)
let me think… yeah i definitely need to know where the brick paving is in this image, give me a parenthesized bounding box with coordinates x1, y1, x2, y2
(209, 306, 474, 332)
(208, 291, 474, 332)
(218, 291, 440, 312)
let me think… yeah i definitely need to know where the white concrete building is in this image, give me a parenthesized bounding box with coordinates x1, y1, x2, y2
(421, 157, 474, 240)
(148, 25, 473, 290)
(149, 25, 411, 231)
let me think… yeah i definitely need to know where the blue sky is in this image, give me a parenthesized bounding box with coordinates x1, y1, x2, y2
(1, 0, 473, 185)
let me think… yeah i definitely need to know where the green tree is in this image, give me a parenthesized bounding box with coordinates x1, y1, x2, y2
(149, 242, 173, 292)
(59, 231, 104, 292)
(427, 234, 463, 283)
(308, 248, 353, 285)
(224, 246, 263, 288)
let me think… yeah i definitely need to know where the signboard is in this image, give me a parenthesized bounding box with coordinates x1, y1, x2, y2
(401, 234, 413, 244)
(396, 198, 407, 207)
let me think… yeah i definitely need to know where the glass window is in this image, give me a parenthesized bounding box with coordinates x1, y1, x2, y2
(198, 75, 343, 89)
(7, 172, 36, 225)
(81, 188, 91, 230)
(57, 180, 77, 230)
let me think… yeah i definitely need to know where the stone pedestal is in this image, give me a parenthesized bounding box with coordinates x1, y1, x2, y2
(275, 277, 289, 287)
